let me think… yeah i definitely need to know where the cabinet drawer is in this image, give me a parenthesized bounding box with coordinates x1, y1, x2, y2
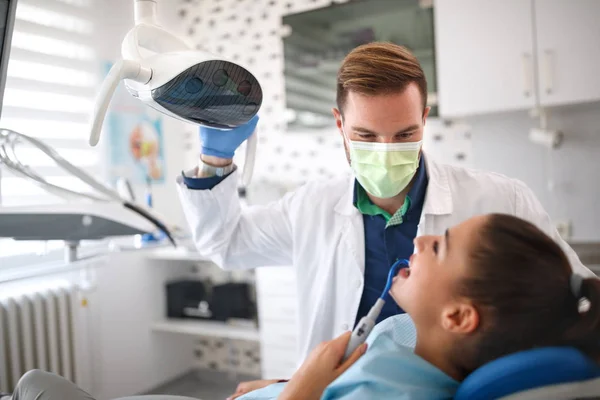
(261, 346, 298, 378)
(262, 365, 297, 380)
(256, 268, 297, 296)
(257, 295, 297, 322)
(260, 322, 298, 350)
(256, 283, 296, 298)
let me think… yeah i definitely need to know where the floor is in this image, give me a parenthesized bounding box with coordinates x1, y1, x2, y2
(147, 369, 260, 400)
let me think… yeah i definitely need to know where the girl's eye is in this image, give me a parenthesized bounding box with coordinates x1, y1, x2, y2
(432, 241, 439, 254)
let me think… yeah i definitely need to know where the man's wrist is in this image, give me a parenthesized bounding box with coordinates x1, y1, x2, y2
(200, 154, 233, 167)
(197, 155, 235, 178)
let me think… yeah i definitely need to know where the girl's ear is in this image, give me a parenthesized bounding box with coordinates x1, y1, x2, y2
(441, 302, 479, 334)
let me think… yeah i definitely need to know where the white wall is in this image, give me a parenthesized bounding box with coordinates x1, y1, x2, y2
(467, 103, 600, 241)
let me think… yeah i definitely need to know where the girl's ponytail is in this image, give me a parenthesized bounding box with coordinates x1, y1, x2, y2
(564, 277, 600, 358)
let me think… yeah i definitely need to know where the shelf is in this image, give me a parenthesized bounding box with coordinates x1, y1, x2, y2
(0, 202, 152, 241)
(143, 246, 209, 262)
(151, 319, 260, 342)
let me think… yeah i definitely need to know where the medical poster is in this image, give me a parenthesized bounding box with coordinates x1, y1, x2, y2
(103, 61, 166, 185)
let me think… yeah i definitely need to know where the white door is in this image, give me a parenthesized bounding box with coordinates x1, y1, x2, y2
(434, 0, 536, 118)
(534, 0, 600, 107)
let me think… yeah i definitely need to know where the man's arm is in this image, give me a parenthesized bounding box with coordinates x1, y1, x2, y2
(177, 167, 294, 270)
(177, 115, 294, 269)
(514, 180, 596, 278)
(181, 154, 235, 191)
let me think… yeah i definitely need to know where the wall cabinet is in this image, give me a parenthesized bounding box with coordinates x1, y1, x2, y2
(434, 0, 600, 118)
(534, 0, 600, 107)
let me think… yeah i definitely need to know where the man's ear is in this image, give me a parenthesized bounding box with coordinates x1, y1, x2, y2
(422, 106, 431, 125)
(441, 303, 479, 334)
(332, 108, 343, 135)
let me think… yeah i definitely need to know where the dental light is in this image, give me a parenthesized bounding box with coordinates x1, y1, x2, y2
(89, 0, 263, 186)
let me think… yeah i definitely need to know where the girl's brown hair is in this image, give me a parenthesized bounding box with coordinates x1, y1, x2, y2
(453, 214, 600, 376)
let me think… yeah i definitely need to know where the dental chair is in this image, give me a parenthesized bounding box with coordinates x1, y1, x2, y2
(455, 346, 600, 399)
(374, 314, 600, 400)
(5, 347, 600, 400)
(123, 347, 600, 400)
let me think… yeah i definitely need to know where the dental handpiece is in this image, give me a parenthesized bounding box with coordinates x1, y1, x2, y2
(343, 298, 384, 360)
(342, 259, 409, 362)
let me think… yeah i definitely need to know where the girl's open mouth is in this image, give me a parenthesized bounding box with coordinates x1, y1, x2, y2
(398, 268, 411, 279)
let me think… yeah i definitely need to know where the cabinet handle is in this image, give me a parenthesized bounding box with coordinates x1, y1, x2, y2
(543, 49, 555, 95)
(521, 53, 533, 97)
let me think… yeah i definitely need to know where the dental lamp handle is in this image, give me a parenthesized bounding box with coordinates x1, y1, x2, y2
(241, 131, 257, 187)
(88, 59, 152, 147)
(342, 298, 385, 362)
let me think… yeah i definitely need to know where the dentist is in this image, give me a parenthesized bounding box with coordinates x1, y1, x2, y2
(177, 42, 593, 365)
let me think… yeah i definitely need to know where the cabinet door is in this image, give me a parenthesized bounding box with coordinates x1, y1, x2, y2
(434, 0, 536, 117)
(535, 0, 600, 107)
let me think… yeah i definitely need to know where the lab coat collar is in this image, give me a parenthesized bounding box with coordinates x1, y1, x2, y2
(334, 153, 453, 217)
(335, 173, 361, 216)
(421, 154, 453, 216)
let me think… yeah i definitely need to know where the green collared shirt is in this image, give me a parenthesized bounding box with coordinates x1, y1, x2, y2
(355, 184, 412, 228)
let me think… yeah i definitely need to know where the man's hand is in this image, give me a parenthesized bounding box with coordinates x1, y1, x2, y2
(227, 378, 280, 400)
(279, 332, 367, 400)
(200, 115, 259, 160)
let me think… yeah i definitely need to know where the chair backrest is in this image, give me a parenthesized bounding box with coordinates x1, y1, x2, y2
(454, 347, 600, 400)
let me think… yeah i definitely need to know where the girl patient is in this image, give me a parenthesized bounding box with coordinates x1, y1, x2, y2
(4, 214, 599, 400)
(240, 213, 600, 399)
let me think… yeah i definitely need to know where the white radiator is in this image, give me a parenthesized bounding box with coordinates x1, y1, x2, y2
(0, 285, 89, 392)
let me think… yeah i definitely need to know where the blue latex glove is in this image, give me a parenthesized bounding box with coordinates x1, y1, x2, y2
(199, 115, 259, 159)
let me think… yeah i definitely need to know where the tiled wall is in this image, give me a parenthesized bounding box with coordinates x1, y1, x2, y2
(193, 336, 261, 376)
(176, 0, 471, 188)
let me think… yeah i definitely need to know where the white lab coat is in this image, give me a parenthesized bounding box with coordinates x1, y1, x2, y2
(176, 155, 593, 364)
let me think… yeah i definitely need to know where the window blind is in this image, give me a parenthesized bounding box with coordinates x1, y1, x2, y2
(0, 0, 99, 258)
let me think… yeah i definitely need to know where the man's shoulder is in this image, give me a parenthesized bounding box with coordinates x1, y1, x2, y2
(435, 161, 522, 191)
(429, 160, 540, 216)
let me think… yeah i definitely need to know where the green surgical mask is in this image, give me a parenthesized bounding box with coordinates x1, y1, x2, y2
(347, 139, 422, 199)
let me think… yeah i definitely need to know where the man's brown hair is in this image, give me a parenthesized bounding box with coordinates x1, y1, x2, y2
(336, 42, 428, 113)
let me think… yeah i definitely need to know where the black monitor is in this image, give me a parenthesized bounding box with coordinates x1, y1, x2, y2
(0, 0, 17, 119)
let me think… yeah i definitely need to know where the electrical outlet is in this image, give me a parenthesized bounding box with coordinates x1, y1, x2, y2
(555, 220, 572, 240)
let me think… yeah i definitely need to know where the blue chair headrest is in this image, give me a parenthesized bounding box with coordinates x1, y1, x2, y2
(455, 347, 600, 400)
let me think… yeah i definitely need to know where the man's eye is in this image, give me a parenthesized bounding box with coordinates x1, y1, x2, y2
(432, 241, 439, 254)
(398, 133, 413, 139)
